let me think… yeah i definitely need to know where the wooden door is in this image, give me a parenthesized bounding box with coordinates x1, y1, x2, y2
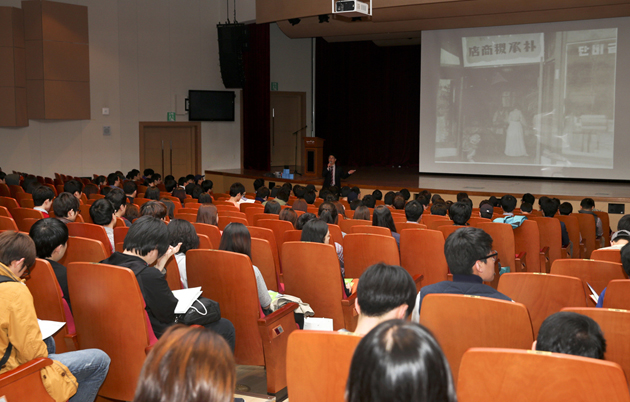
(139, 122, 201, 179)
(270, 92, 306, 168)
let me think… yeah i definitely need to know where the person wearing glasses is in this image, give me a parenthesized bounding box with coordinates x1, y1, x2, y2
(410, 227, 512, 323)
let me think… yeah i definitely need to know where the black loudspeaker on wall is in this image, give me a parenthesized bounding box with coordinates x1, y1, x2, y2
(217, 23, 249, 89)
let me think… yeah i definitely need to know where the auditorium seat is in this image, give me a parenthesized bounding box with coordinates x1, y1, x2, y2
(457, 348, 630, 402)
(427, 219, 455, 230)
(395, 222, 427, 232)
(530, 216, 569, 270)
(197, 233, 212, 249)
(0, 358, 55, 402)
(400, 228, 448, 289)
(350, 225, 391, 236)
(113, 226, 129, 246)
(0, 196, 19, 212)
(251, 237, 280, 292)
(497, 272, 587, 336)
(343, 233, 400, 279)
(248, 226, 281, 276)
(602, 280, 630, 310)
(258, 219, 295, 256)
(218, 215, 249, 231)
(420, 294, 534, 384)
(79, 203, 93, 223)
(10, 208, 44, 232)
(244, 205, 265, 225)
(594, 211, 611, 248)
(327, 223, 344, 247)
(477, 222, 523, 287)
(59, 236, 109, 266)
(20, 218, 39, 232)
(240, 202, 264, 213)
(574, 213, 598, 259)
(192, 222, 221, 250)
(513, 220, 545, 272)
(0, 216, 19, 231)
(173, 213, 197, 223)
(283, 229, 302, 244)
(178, 207, 199, 214)
(164, 255, 182, 291)
(0, 183, 9, 197)
(591, 248, 621, 263)
(66, 222, 112, 256)
(338, 219, 371, 234)
(438, 224, 464, 239)
(215, 204, 240, 213)
(253, 213, 279, 227)
(421, 214, 450, 226)
(218, 210, 247, 219)
(467, 217, 491, 226)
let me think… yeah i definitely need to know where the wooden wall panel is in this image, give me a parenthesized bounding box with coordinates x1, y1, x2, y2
(44, 81, 90, 120)
(26, 79, 45, 119)
(41, 1, 88, 44)
(0, 6, 27, 127)
(43, 41, 89, 81)
(0, 47, 14, 87)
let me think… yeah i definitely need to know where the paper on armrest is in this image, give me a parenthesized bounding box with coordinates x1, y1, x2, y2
(38, 319, 66, 340)
(304, 317, 333, 331)
(587, 282, 599, 303)
(172, 287, 202, 314)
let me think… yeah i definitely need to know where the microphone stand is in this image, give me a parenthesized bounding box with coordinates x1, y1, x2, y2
(291, 125, 308, 176)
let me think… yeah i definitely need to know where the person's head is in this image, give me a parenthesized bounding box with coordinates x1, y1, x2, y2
(123, 181, 138, 198)
(346, 320, 456, 402)
(29, 218, 68, 261)
(140, 201, 168, 221)
(264, 200, 281, 215)
(361, 195, 376, 209)
(253, 178, 264, 192)
(430, 202, 448, 216)
(107, 172, 121, 187)
(399, 189, 411, 201)
(372, 189, 382, 201)
(556, 202, 572, 216)
(520, 202, 533, 213)
(351, 205, 368, 221)
(0, 231, 36, 277)
(540, 197, 559, 218)
(101, 186, 112, 196)
(192, 185, 203, 200)
(52, 192, 80, 221)
(32, 186, 55, 210)
(218, 222, 251, 259)
(279, 208, 298, 228)
(620, 242, 630, 277)
(145, 187, 160, 201)
(185, 174, 195, 185)
(160, 198, 175, 220)
(229, 182, 245, 199)
(90, 199, 115, 227)
(488, 195, 500, 207)
(456, 192, 468, 202)
(184, 183, 196, 196)
(292, 199, 307, 213)
(276, 188, 290, 203)
(295, 212, 317, 230)
(301, 219, 330, 244)
(317, 201, 338, 222)
(133, 324, 235, 402)
(63, 179, 83, 200)
(143, 168, 154, 178)
(196, 205, 218, 226)
(124, 204, 140, 222)
(444, 227, 495, 281)
(172, 188, 186, 204)
(535, 312, 606, 359)
(164, 179, 177, 193)
(521, 193, 534, 205)
(124, 216, 169, 262)
(618, 215, 630, 232)
(106, 187, 128, 217)
(167, 219, 199, 254)
(373, 206, 396, 233)
(328, 154, 337, 165)
(93, 175, 106, 186)
(127, 169, 140, 181)
(479, 203, 494, 219)
(304, 190, 316, 205)
(580, 198, 595, 210)
(417, 195, 429, 210)
(404, 200, 423, 222)
(610, 230, 630, 248)
(201, 180, 214, 194)
(450, 202, 472, 226)
(383, 191, 395, 206)
(392, 195, 406, 210)
(501, 194, 517, 213)
(357, 263, 416, 319)
(256, 186, 270, 201)
(198, 193, 212, 205)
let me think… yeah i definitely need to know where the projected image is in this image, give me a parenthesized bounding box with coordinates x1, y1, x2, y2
(433, 28, 617, 169)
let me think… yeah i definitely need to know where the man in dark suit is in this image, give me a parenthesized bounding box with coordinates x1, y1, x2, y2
(322, 154, 355, 188)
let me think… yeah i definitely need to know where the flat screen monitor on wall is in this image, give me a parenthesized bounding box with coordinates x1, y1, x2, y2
(187, 90, 235, 121)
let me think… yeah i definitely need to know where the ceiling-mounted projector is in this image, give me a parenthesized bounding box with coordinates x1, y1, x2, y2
(333, 0, 370, 17)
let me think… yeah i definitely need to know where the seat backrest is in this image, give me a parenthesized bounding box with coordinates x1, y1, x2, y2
(192, 222, 221, 250)
(25, 259, 71, 353)
(114, 226, 129, 246)
(529, 217, 564, 265)
(427, 219, 455, 230)
(66, 222, 112, 256)
(561, 307, 630, 385)
(79, 203, 93, 223)
(173, 213, 197, 223)
(497, 272, 586, 336)
(248, 226, 281, 274)
(216, 204, 240, 213)
(0, 216, 19, 231)
(350, 225, 391, 236)
(286, 330, 362, 402)
(11, 208, 44, 232)
(218, 210, 247, 219)
(338, 219, 371, 234)
(178, 207, 198, 214)
(244, 206, 265, 225)
(281, 242, 346, 330)
(343, 233, 400, 279)
(602, 280, 630, 310)
(59, 236, 109, 266)
(457, 348, 630, 402)
(19, 198, 34, 209)
(394, 222, 427, 232)
(283, 229, 302, 243)
(164, 255, 182, 290)
(420, 294, 533, 384)
(574, 213, 597, 259)
(591, 248, 621, 263)
(438, 225, 464, 239)
(251, 237, 279, 292)
(218, 215, 249, 231)
(258, 219, 295, 255)
(513, 220, 543, 272)
(421, 214, 450, 225)
(67, 262, 153, 401)
(253, 213, 279, 227)
(477, 222, 516, 286)
(186, 249, 265, 366)
(400, 228, 448, 288)
(9, 185, 24, 199)
(0, 196, 19, 211)
(133, 197, 151, 207)
(557, 215, 582, 258)
(0, 183, 9, 197)
(550, 259, 627, 307)
(467, 217, 491, 226)
(241, 202, 264, 213)
(0, 358, 55, 402)
(327, 224, 344, 247)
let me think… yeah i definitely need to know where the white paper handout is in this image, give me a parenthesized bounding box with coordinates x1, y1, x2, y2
(303, 317, 334, 331)
(172, 287, 202, 314)
(587, 282, 599, 304)
(38, 319, 66, 340)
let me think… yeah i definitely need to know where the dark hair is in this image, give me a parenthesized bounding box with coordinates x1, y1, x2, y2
(145, 187, 160, 201)
(354, 206, 371, 221)
(444, 227, 493, 275)
(198, 193, 212, 205)
(172, 189, 186, 204)
(373, 206, 397, 233)
(431, 194, 443, 204)
(520, 202, 533, 213)
(295, 213, 317, 230)
(430, 203, 448, 216)
(64, 179, 83, 196)
(184, 183, 196, 196)
(106, 187, 128, 213)
(143, 168, 154, 177)
(219, 222, 251, 259)
(264, 200, 281, 215)
(107, 173, 119, 186)
(349, 199, 361, 211)
(196, 205, 218, 226)
(292, 199, 307, 213)
(449, 202, 472, 226)
(201, 180, 214, 193)
(294, 186, 305, 199)
(540, 197, 559, 217)
(52, 192, 80, 219)
(123, 216, 169, 257)
(618, 215, 630, 231)
(620, 243, 630, 277)
(140, 201, 168, 220)
(361, 195, 376, 209)
(536, 312, 606, 359)
(333, 201, 346, 220)
(301, 219, 329, 243)
(304, 190, 316, 205)
(93, 175, 106, 186)
(559, 202, 573, 216)
(279, 208, 298, 228)
(90, 199, 115, 226)
(501, 194, 517, 213)
(32, 186, 55, 207)
(580, 198, 595, 209)
(101, 186, 112, 196)
(383, 192, 396, 206)
(318, 210, 335, 224)
(191, 185, 203, 200)
(404, 200, 423, 222)
(346, 320, 456, 402)
(318, 202, 338, 224)
(124, 204, 140, 222)
(399, 189, 411, 201)
(256, 187, 270, 200)
(0, 231, 36, 270)
(229, 182, 245, 197)
(29, 218, 68, 259)
(522, 193, 535, 204)
(186, 174, 195, 183)
(392, 196, 406, 210)
(276, 188, 290, 203)
(160, 198, 175, 219)
(167, 219, 199, 254)
(357, 263, 416, 318)
(372, 189, 382, 201)
(456, 192, 468, 202)
(123, 181, 138, 196)
(253, 178, 264, 191)
(341, 186, 352, 198)
(165, 179, 177, 193)
(126, 169, 139, 180)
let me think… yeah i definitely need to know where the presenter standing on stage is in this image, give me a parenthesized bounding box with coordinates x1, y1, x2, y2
(323, 154, 356, 188)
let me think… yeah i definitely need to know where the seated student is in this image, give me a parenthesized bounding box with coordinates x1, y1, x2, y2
(383, 191, 396, 206)
(107, 173, 121, 188)
(353, 205, 370, 221)
(522, 192, 535, 206)
(348, 199, 361, 211)
(198, 193, 213, 205)
(279, 208, 298, 228)
(501, 194, 517, 216)
(618, 214, 630, 231)
(140, 201, 168, 222)
(596, 242, 630, 307)
(318, 201, 339, 225)
(191, 185, 203, 200)
(346, 320, 456, 402)
(227, 182, 246, 207)
(0, 170, 5, 184)
(273, 188, 290, 206)
(255, 186, 269, 203)
(253, 178, 264, 193)
(164, 178, 177, 194)
(53, 192, 81, 224)
(0, 231, 111, 402)
(200, 179, 213, 197)
(184, 174, 195, 187)
(342, 263, 417, 336)
(219, 223, 272, 312)
(417, 194, 430, 211)
(430, 202, 448, 216)
(160, 198, 175, 220)
(144, 176, 157, 189)
(100, 216, 235, 348)
(292, 185, 304, 199)
(450, 201, 472, 226)
(333, 201, 347, 220)
(599, 229, 630, 250)
(371, 189, 382, 201)
(196, 205, 219, 226)
(479, 203, 494, 219)
(541, 198, 570, 249)
(124, 181, 138, 204)
(106, 187, 131, 227)
(64, 179, 84, 202)
(33, 185, 55, 218)
(126, 169, 140, 181)
(301, 219, 348, 293)
(304, 189, 317, 205)
(93, 175, 107, 187)
(404, 200, 423, 223)
(295, 213, 316, 230)
(431, 194, 444, 205)
(184, 183, 196, 196)
(579, 197, 604, 241)
(167, 219, 199, 289)
(172, 188, 186, 205)
(361, 195, 376, 209)
(292, 199, 308, 213)
(411, 227, 511, 322)
(457, 192, 468, 202)
(392, 195, 406, 210)
(132, 325, 235, 402)
(399, 189, 411, 201)
(29, 218, 72, 310)
(143, 168, 154, 183)
(264, 200, 281, 215)
(90, 199, 117, 252)
(520, 202, 533, 214)
(125, 203, 140, 223)
(372, 206, 400, 247)
(535, 311, 606, 359)
(145, 187, 160, 201)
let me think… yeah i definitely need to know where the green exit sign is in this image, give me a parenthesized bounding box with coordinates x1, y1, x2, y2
(271, 82, 279, 91)
(167, 112, 176, 121)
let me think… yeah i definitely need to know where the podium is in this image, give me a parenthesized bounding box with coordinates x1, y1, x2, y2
(303, 137, 325, 177)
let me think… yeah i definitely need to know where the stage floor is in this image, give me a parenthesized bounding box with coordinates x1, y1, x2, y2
(206, 166, 630, 202)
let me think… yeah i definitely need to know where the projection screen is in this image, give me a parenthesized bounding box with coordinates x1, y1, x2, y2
(419, 17, 630, 180)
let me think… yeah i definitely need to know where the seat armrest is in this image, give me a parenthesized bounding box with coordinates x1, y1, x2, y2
(412, 274, 424, 292)
(515, 252, 526, 272)
(64, 332, 79, 351)
(0, 358, 52, 384)
(540, 246, 550, 273)
(258, 302, 299, 326)
(145, 345, 154, 355)
(341, 293, 358, 332)
(560, 246, 568, 259)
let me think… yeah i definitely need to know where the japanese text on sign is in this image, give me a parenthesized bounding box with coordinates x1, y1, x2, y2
(462, 33, 544, 67)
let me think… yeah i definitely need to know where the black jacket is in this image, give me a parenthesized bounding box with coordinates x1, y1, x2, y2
(322, 165, 351, 188)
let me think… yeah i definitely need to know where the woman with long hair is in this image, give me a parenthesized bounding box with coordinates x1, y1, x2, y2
(301, 219, 348, 295)
(196, 204, 219, 226)
(373, 205, 400, 247)
(166, 219, 200, 288)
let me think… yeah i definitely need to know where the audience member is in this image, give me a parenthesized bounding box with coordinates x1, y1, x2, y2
(457, 192, 469, 201)
(579, 198, 604, 240)
(372, 189, 382, 201)
(160, 198, 175, 220)
(140, 200, 168, 221)
(558, 202, 573, 216)
(295, 212, 316, 230)
(318, 201, 339, 225)
(164, 178, 177, 193)
(275, 188, 290, 206)
(333, 201, 346, 220)
(106, 187, 131, 227)
(172, 188, 186, 204)
(167, 219, 199, 288)
(353, 205, 370, 221)
(255, 186, 270, 203)
(145, 187, 160, 200)
(501, 194, 517, 216)
(253, 178, 264, 192)
(124, 203, 140, 223)
(227, 182, 246, 206)
(430, 202, 448, 216)
(292, 199, 308, 213)
(361, 194, 376, 209)
(520, 202, 533, 214)
(383, 191, 396, 206)
(349, 199, 362, 211)
(541, 198, 570, 248)
(535, 311, 606, 359)
(450, 201, 472, 226)
(617, 214, 630, 231)
(124, 181, 138, 204)
(479, 203, 493, 219)
(64, 179, 84, 202)
(53, 192, 80, 224)
(373, 206, 399, 247)
(404, 200, 423, 223)
(201, 179, 214, 196)
(596, 243, 630, 307)
(264, 200, 281, 215)
(107, 172, 121, 188)
(90, 199, 117, 252)
(392, 195, 406, 210)
(279, 208, 298, 228)
(293, 185, 305, 199)
(196, 205, 219, 226)
(304, 189, 317, 205)
(198, 193, 212, 205)
(400, 189, 411, 201)
(33, 185, 55, 218)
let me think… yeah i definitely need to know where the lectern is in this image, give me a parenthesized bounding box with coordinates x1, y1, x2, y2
(303, 137, 325, 177)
